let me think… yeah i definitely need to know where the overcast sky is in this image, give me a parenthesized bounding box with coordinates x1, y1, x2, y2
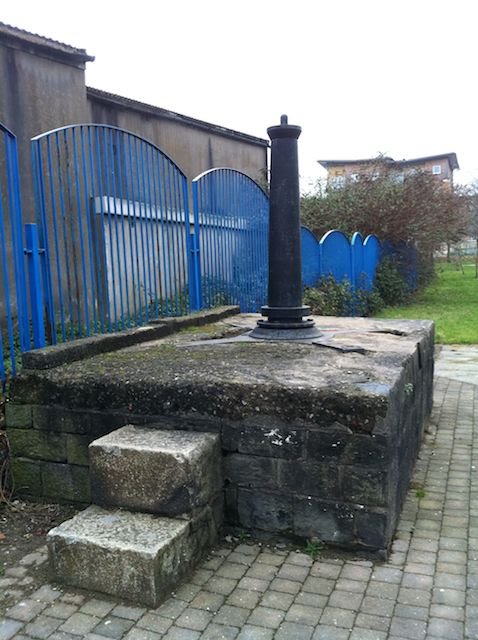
(2, 0, 477, 189)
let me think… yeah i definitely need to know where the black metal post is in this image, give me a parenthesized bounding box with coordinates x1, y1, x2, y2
(251, 115, 320, 340)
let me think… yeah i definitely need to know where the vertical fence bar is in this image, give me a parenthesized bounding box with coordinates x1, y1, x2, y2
(24, 223, 46, 348)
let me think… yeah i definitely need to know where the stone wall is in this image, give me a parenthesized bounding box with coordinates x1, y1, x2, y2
(7, 314, 434, 554)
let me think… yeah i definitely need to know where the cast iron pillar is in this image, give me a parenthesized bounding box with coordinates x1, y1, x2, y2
(251, 115, 320, 340)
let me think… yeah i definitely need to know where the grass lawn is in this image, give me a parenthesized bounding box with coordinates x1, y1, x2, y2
(376, 261, 478, 344)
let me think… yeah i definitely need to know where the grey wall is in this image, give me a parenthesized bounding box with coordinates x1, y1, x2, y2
(0, 43, 90, 219)
(87, 90, 268, 183)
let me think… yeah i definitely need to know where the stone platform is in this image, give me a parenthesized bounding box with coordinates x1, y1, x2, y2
(7, 311, 434, 554)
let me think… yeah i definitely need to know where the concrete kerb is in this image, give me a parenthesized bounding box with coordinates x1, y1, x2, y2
(21, 305, 240, 370)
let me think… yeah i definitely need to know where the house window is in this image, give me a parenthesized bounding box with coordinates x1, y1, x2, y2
(432, 165, 442, 175)
(331, 175, 345, 188)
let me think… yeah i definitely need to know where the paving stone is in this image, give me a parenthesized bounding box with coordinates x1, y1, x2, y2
(189, 590, 225, 613)
(302, 576, 335, 596)
(41, 602, 78, 620)
(155, 598, 187, 620)
(285, 603, 322, 625)
(355, 613, 391, 632)
(175, 607, 213, 632)
(214, 605, 251, 627)
(341, 564, 372, 581)
(245, 563, 278, 581)
(24, 615, 62, 638)
(259, 590, 294, 611)
(0, 618, 24, 640)
(389, 616, 427, 639)
(236, 626, 274, 640)
(350, 630, 387, 640)
(370, 567, 402, 584)
(328, 590, 363, 611)
(80, 599, 116, 617)
(30, 585, 62, 603)
(163, 628, 201, 640)
(365, 581, 400, 600)
(287, 551, 313, 567)
(6, 600, 48, 622)
(335, 578, 367, 593)
(275, 621, 314, 639)
(200, 623, 239, 639)
(174, 584, 202, 603)
(276, 563, 310, 582)
(319, 607, 356, 628)
(124, 629, 163, 640)
(92, 616, 136, 638)
(360, 595, 395, 617)
(294, 592, 328, 609)
(397, 587, 432, 607)
(257, 553, 286, 567)
(111, 604, 147, 621)
(59, 612, 101, 635)
(236, 577, 270, 593)
(427, 617, 464, 639)
(432, 587, 466, 606)
(226, 588, 261, 610)
(203, 577, 237, 596)
(215, 562, 248, 580)
(269, 578, 301, 595)
(429, 603, 464, 621)
(393, 604, 428, 621)
(136, 613, 173, 634)
(311, 625, 350, 639)
(310, 563, 342, 580)
(247, 606, 285, 629)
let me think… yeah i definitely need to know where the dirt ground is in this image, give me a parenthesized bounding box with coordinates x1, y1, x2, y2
(0, 499, 77, 568)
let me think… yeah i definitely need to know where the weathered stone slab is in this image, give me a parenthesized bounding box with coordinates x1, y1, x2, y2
(89, 426, 222, 517)
(47, 505, 213, 606)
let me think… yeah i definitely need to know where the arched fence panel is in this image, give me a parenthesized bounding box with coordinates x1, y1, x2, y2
(301, 226, 321, 287)
(363, 234, 381, 291)
(192, 168, 269, 312)
(0, 124, 30, 384)
(31, 124, 192, 345)
(351, 232, 364, 291)
(319, 229, 352, 283)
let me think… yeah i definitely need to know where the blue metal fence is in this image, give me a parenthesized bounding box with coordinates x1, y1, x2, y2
(31, 125, 193, 344)
(0, 119, 385, 385)
(0, 124, 30, 384)
(192, 168, 269, 312)
(301, 227, 382, 294)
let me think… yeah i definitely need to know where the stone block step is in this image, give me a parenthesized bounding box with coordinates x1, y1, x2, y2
(89, 426, 222, 517)
(47, 504, 217, 607)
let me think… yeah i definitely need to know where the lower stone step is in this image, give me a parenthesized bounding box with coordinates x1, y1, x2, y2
(47, 504, 217, 607)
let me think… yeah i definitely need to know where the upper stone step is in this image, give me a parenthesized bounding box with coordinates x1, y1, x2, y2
(89, 426, 222, 517)
(47, 504, 216, 606)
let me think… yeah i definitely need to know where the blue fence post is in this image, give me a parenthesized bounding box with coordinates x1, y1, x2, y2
(189, 182, 202, 311)
(24, 223, 46, 349)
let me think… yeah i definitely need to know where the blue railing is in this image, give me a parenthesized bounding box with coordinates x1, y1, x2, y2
(0, 124, 30, 384)
(192, 168, 269, 312)
(31, 125, 193, 343)
(0, 119, 385, 385)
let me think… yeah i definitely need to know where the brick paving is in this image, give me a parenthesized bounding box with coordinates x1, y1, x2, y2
(1, 366, 477, 638)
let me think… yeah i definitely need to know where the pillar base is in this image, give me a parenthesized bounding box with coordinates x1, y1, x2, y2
(250, 318, 321, 340)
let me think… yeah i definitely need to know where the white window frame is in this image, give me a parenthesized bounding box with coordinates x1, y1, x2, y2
(432, 165, 442, 175)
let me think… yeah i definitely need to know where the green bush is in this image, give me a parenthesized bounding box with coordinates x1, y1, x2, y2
(374, 257, 408, 306)
(304, 273, 388, 318)
(304, 276, 353, 316)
